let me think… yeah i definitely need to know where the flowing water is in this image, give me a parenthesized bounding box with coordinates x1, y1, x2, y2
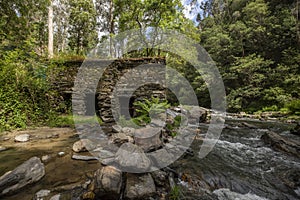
(0, 121, 299, 200)
(173, 119, 300, 200)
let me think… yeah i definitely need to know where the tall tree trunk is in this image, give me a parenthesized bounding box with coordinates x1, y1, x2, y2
(109, 0, 114, 57)
(48, 0, 54, 58)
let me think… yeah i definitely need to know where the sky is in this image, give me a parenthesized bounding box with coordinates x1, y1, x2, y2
(181, 0, 204, 23)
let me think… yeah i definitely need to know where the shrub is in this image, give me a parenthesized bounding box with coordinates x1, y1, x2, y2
(133, 96, 170, 125)
(285, 99, 300, 115)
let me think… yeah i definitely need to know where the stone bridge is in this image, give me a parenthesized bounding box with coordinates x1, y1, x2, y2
(51, 57, 166, 123)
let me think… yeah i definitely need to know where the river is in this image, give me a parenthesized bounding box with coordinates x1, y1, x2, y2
(172, 119, 300, 200)
(0, 119, 299, 200)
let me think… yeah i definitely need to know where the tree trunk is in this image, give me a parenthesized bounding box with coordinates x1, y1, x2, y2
(48, 0, 54, 58)
(109, 0, 114, 57)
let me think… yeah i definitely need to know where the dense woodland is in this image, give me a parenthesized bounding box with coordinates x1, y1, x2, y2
(0, 0, 299, 131)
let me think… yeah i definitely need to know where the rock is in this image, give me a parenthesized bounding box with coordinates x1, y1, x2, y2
(150, 119, 165, 127)
(261, 131, 300, 158)
(134, 127, 162, 152)
(122, 127, 135, 136)
(57, 152, 65, 157)
(41, 155, 51, 162)
(94, 166, 122, 199)
(14, 134, 30, 142)
(166, 109, 180, 118)
(0, 146, 7, 152)
(46, 133, 59, 139)
(34, 189, 51, 200)
(112, 125, 122, 133)
(82, 191, 95, 200)
(290, 123, 300, 136)
(49, 194, 61, 200)
(0, 157, 45, 196)
(148, 148, 176, 169)
(95, 149, 115, 159)
(111, 133, 134, 145)
(187, 106, 208, 123)
(151, 170, 168, 186)
(72, 139, 93, 153)
(115, 143, 151, 172)
(1, 137, 10, 141)
(125, 173, 156, 199)
(72, 154, 98, 161)
(241, 122, 258, 129)
(100, 157, 115, 166)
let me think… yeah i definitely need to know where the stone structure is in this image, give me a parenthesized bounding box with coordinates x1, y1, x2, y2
(97, 57, 166, 122)
(53, 57, 166, 123)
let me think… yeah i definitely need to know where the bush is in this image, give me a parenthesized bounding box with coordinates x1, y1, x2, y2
(0, 48, 71, 131)
(262, 105, 279, 112)
(133, 96, 170, 125)
(285, 100, 300, 115)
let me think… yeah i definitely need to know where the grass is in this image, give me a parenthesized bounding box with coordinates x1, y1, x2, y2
(47, 114, 103, 128)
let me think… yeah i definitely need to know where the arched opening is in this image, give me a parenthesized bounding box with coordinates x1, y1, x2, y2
(119, 96, 135, 119)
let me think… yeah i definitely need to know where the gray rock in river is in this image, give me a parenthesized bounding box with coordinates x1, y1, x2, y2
(241, 122, 258, 129)
(290, 122, 300, 136)
(71, 154, 98, 161)
(187, 106, 208, 123)
(112, 125, 122, 133)
(0, 157, 45, 196)
(115, 143, 151, 172)
(34, 189, 51, 200)
(125, 173, 156, 199)
(0, 146, 7, 152)
(14, 134, 30, 142)
(261, 131, 300, 158)
(72, 139, 94, 152)
(134, 127, 162, 152)
(49, 194, 61, 200)
(94, 166, 122, 199)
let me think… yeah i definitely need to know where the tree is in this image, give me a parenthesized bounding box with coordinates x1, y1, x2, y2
(53, 0, 70, 53)
(189, 0, 300, 112)
(48, 0, 54, 58)
(68, 0, 98, 54)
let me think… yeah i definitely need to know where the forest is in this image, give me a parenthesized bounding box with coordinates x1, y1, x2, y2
(0, 0, 299, 131)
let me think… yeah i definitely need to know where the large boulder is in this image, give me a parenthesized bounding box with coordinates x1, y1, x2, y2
(94, 166, 122, 199)
(115, 143, 151, 172)
(261, 131, 300, 158)
(125, 173, 156, 199)
(0, 157, 45, 196)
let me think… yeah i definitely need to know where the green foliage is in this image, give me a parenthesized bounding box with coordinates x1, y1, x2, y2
(118, 115, 139, 128)
(285, 100, 300, 115)
(166, 115, 182, 131)
(133, 96, 170, 125)
(68, 0, 98, 54)
(262, 105, 279, 112)
(47, 114, 74, 127)
(169, 185, 184, 200)
(194, 0, 300, 113)
(0, 48, 52, 131)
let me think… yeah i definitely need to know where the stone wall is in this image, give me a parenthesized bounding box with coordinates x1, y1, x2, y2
(51, 57, 166, 123)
